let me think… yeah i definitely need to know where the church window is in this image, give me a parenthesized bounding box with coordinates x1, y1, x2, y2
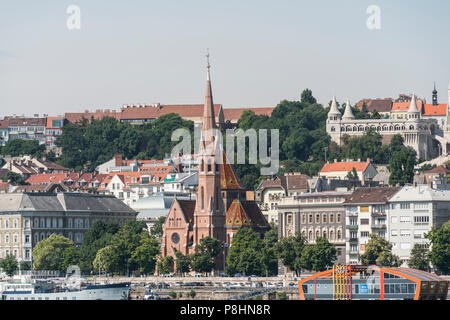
(201, 187, 204, 210)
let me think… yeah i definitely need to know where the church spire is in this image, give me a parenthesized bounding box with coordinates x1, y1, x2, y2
(432, 82, 438, 106)
(342, 98, 355, 119)
(203, 50, 216, 131)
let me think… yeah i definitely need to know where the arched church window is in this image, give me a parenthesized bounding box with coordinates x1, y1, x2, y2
(201, 187, 204, 210)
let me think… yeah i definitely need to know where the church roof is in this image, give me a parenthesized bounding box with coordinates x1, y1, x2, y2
(219, 151, 244, 190)
(328, 96, 340, 115)
(225, 199, 268, 228)
(177, 199, 196, 224)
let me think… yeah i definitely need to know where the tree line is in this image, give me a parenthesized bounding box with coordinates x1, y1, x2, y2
(1, 221, 449, 277)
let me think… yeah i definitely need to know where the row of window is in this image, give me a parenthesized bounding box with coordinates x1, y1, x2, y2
(301, 229, 343, 241)
(295, 213, 342, 225)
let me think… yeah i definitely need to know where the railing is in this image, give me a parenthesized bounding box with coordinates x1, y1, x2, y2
(346, 225, 358, 230)
(371, 224, 386, 229)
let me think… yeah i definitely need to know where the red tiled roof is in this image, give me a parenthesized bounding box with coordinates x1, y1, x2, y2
(64, 110, 121, 124)
(223, 107, 275, 121)
(355, 99, 393, 113)
(424, 165, 450, 174)
(391, 100, 424, 112)
(119, 104, 222, 120)
(344, 187, 401, 204)
(422, 104, 447, 116)
(320, 161, 370, 173)
(26, 173, 68, 184)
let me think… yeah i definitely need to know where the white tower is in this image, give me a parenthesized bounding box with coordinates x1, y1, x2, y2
(342, 98, 355, 120)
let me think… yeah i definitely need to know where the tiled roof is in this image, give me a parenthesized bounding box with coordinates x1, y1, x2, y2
(177, 199, 196, 224)
(344, 186, 401, 204)
(64, 110, 121, 124)
(422, 104, 447, 116)
(6, 117, 46, 127)
(424, 165, 450, 174)
(391, 100, 424, 112)
(355, 99, 393, 113)
(320, 161, 370, 173)
(119, 104, 222, 120)
(223, 107, 275, 121)
(257, 173, 309, 192)
(226, 199, 269, 228)
(219, 152, 244, 190)
(26, 173, 68, 184)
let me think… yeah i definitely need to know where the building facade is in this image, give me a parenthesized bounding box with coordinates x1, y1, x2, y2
(343, 187, 401, 265)
(277, 191, 351, 274)
(0, 192, 137, 262)
(326, 95, 443, 159)
(387, 185, 450, 266)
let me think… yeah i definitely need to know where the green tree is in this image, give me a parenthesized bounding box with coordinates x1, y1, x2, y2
(275, 233, 307, 276)
(190, 237, 221, 274)
(32, 234, 79, 272)
(308, 237, 337, 271)
(226, 228, 265, 276)
(175, 251, 191, 276)
(300, 88, 317, 105)
(425, 221, 450, 274)
(408, 244, 430, 271)
(78, 220, 120, 274)
(129, 235, 160, 275)
(261, 224, 279, 276)
(157, 255, 174, 275)
(150, 216, 166, 238)
(360, 234, 399, 266)
(1, 139, 45, 157)
(93, 245, 120, 274)
(389, 147, 416, 185)
(0, 254, 19, 277)
(1, 171, 27, 185)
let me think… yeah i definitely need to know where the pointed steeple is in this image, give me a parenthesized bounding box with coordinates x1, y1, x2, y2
(328, 96, 340, 115)
(432, 82, 438, 106)
(408, 93, 420, 119)
(342, 98, 355, 119)
(202, 50, 216, 132)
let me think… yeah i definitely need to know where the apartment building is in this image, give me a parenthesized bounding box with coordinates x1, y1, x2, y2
(387, 185, 450, 266)
(343, 187, 401, 265)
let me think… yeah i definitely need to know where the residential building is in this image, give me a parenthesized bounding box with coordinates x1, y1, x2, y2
(277, 191, 351, 274)
(45, 117, 66, 147)
(319, 158, 378, 185)
(387, 185, 450, 266)
(0, 192, 136, 262)
(6, 116, 47, 145)
(256, 173, 309, 223)
(354, 98, 392, 118)
(343, 186, 401, 265)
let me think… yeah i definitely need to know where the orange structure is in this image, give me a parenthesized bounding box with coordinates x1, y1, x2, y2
(298, 265, 449, 300)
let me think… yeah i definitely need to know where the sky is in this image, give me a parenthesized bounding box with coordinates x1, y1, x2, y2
(0, 0, 449, 117)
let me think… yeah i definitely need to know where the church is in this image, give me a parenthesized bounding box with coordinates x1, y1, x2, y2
(160, 59, 270, 273)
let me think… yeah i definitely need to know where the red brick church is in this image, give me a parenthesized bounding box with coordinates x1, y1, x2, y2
(161, 59, 270, 272)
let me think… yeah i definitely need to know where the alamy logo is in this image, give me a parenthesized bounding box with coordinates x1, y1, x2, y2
(366, 5, 381, 30)
(171, 127, 279, 175)
(66, 5, 81, 30)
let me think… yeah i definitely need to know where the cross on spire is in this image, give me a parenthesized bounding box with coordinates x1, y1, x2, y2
(206, 49, 211, 81)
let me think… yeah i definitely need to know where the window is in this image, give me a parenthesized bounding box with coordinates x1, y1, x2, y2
(337, 214, 341, 223)
(361, 231, 369, 238)
(400, 203, 410, 210)
(360, 219, 369, 225)
(414, 216, 429, 224)
(400, 229, 410, 237)
(323, 214, 327, 223)
(360, 206, 369, 212)
(287, 215, 293, 225)
(13, 219, 18, 228)
(301, 215, 306, 224)
(316, 214, 320, 223)
(391, 216, 398, 224)
(46, 218, 51, 228)
(13, 233, 18, 243)
(5, 233, 10, 243)
(337, 229, 342, 240)
(400, 242, 411, 250)
(391, 229, 398, 236)
(308, 214, 313, 224)
(330, 214, 334, 223)
(400, 216, 411, 223)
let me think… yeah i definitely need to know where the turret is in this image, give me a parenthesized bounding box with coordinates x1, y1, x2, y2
(407, 94, 420, 120)
(342, 98, 355, 120)
(328, 96, 341, 122)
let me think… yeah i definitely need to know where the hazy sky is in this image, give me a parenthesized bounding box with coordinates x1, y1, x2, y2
(0, 0, 449, 117)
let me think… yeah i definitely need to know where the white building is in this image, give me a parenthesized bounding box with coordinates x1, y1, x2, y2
(387, 185, 450, 266)
(343, 187, 401, 265)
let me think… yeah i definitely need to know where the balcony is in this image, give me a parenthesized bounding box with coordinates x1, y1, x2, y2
(346, 225, 358, 230)
(372, 211, 386, 217)
(349, 237, 358, 242)
(347, 212, 358, 217)
(371, 224, 386, 229)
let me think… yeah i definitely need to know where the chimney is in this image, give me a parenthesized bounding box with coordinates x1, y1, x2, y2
(114, 154, 123, 167)
(334, 159, 338, 163)
(357, 158, 361, 162)
(367, 158, 371, 163)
